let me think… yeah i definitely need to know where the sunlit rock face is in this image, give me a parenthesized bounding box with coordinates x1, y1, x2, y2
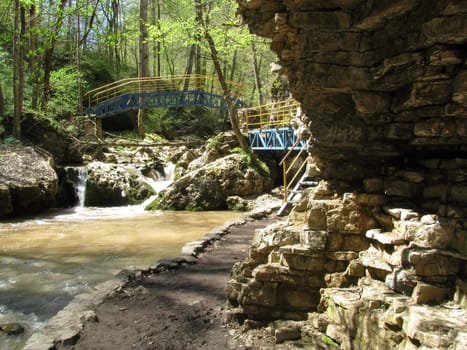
(233, 1, 467, 348)
(0, 145, 59, 217)
(237, 0, 466, 200)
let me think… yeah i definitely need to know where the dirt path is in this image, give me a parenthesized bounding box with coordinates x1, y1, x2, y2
(56, 215, 279, 350)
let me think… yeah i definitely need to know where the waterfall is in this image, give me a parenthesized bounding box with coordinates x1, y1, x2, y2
(153, 162, 175, 192)
(143, 162, 175, 192)
(141, 163, 175, 207)
(75, 167, 87, 207)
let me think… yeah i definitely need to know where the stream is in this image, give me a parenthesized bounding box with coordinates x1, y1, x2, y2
(0, 166, 240, 349)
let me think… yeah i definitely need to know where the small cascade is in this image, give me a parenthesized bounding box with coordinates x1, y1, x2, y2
(141, 163, 175, 207)
(74, 167, 88, 207)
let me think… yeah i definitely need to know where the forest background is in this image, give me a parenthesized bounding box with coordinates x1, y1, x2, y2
(0, 0, 278, 143)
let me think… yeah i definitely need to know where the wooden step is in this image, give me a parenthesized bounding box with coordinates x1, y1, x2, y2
(300, 180, 318, 187)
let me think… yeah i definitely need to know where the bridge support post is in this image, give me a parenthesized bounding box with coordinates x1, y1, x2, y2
(95, 118, 103, 139)
(283, 160, 288, 201)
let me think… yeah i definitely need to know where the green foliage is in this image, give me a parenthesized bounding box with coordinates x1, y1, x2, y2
(48, 65, 87, 117)
(185, 205, 203, 212)
(144, 109, 184, 139)
(145, 196, 174, 211)
(0, 0, 277, 124)
(0, 48, 13, 115)
(2, 135, 21, 145)
(321, 335, 338, 346)
(144, 133, 167, 143)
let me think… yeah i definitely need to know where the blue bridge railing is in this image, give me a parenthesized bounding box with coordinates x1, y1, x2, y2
(84, 90, 248, 118)
(248, 127, 306, 151)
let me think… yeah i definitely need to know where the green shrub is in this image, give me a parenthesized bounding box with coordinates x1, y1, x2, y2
(48, 65, 88, 117)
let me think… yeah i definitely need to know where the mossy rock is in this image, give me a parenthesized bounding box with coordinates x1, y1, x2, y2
(0, 323, 25, 335)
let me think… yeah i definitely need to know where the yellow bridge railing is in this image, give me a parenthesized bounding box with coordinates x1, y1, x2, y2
(238, 98, 300, 131)
(84, 74, 244, 108)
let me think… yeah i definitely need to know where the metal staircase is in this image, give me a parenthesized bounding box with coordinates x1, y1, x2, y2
(277, 141, 317, 216)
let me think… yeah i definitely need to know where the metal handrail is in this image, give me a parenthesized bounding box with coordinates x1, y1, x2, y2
(84, 74, 244, 108)
(280, 145, 307, 201)
(238, 98, 299, 131)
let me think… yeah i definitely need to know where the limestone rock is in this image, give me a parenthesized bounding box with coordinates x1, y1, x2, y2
(403, 305, 467, 348)
(85, 162, 155, 206)
(250, 222, 300, 260)
(147, 153, 272, 210)
(0, 145, 59, 217)
(0, 183, 13, 216)
(408, 250, 460, 277)
(234, 0, 467, 347)
(21, 113, 83, 164)
(411, 282, 454, 304)
(274, 322, 301, 343)
(398, 219, 454, 249)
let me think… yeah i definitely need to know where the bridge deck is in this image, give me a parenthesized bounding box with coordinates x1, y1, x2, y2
(239, 99, 305, 151)
(84, 75, 304, 151)
(83, 74, 246, 118)
(85, 90, 248, 118)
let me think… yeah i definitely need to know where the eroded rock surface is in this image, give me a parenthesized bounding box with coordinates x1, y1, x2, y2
(0, 145, 59, 217)
(84, 162, 156, 207)
(233, 3, 466, 347)
(147, 152, 272, 210)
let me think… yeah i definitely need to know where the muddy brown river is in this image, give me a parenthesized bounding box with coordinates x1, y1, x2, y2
(0, 206, 240, 349)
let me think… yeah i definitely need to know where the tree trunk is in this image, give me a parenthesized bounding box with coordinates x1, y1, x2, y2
(251, 41, 264, 105)
(42, 0, 68, 111)
(111, 0, 121, 77)
(184, 45, 195, 90)
(138, 0, 149, 138)
(229, 49, 237, 81)
(28, 4, 40, 109)
(151, 0, 161, 76)
(13, 0, 25, 139)
(204, 29, 250, 153)
(76, 4, 83, 113)
(194, 0, 202, 89)
(79, 0, 99, 50)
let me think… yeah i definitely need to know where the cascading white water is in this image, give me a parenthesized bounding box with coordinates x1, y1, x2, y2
(148, 162, 175, 192)
(140, 163, 176, 208)
(75, 167, 88, 207)
(70, 162, 174, 210)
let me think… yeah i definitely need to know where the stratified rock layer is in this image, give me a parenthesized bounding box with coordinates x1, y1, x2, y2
(232, 1, 467, 349)
(238, 0, 466, 194)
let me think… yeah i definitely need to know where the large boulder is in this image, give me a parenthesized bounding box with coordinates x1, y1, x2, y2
(146, 152, 272, 210)
(21, 113, 83, 164)
(84, 162, 156, 206)
(0, 145, 59, 217)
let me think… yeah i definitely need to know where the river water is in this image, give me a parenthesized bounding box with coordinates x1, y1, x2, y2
(0, 167, 240, 349)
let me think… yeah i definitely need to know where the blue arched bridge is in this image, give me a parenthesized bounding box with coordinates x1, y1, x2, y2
(83, 74, 248, 118)
(83, 75, 305, 151)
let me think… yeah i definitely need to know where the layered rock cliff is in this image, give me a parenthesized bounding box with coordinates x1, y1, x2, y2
(230, 1, 466, 348)
(238, 0, 466, 189)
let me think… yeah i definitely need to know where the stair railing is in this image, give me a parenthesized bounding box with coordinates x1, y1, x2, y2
(279, 140, 307, 201)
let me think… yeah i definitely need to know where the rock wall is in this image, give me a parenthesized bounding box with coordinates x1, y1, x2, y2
(231, 1, 467, 348)
(237, 0, 466, 196)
